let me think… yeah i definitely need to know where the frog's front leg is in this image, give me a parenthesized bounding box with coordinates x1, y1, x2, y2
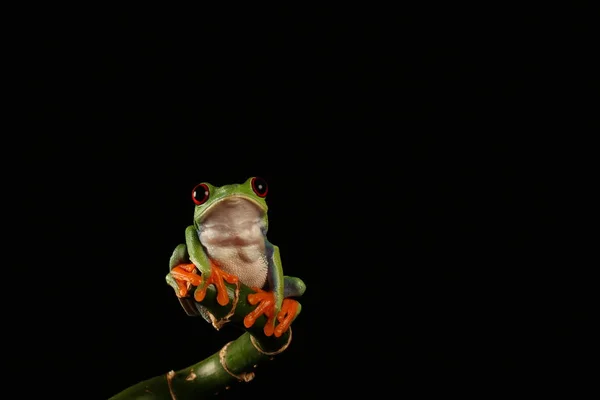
(166, 226, 238, 306)
(185, 225, 238, 306)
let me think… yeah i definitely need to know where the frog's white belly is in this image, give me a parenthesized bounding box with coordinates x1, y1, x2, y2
(198, 198, 268, 288)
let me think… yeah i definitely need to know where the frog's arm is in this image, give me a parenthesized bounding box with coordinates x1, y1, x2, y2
(268, 244, 307, 300)
(166, 234, 237, 322)
(267, 241, 285, 317)
(185, 224, 239, 306)
(164, 225, 213, 300)
(243, 241, 305, 337)
(184, 225, 211, 288)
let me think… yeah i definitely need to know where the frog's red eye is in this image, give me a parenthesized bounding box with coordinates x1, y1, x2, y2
(192, 183, 210, 205)
(251, 177, 268, 197)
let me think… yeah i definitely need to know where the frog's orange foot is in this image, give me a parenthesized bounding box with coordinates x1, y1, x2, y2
(244, 289, 276, 335)
(244, 290, 299, 338)
(274, 298, 299, 338)
(170, 263, 202, 297)
(193, 264, 239, 306)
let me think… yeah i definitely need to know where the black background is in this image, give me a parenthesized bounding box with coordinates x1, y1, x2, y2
(8, 6, 591, 399)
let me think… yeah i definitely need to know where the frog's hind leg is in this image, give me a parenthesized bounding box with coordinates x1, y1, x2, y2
(283, 276, 306, 298)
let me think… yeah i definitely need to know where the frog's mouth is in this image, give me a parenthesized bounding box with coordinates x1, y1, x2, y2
(197, 195, 266, 225)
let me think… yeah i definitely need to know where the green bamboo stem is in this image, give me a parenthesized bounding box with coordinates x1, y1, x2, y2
(109, 280, 300, 400)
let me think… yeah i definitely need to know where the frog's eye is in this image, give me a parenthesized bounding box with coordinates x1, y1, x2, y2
(251, 177, 268, 197)
(192, 183, 210, 205)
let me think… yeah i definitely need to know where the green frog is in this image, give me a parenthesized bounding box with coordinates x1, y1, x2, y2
(166, 177, 306, 338)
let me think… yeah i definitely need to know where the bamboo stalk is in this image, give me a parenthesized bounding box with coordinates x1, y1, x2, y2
(109, 280, 300, 400)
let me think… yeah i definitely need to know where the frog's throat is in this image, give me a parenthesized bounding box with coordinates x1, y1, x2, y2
(195, 194, 267, 225)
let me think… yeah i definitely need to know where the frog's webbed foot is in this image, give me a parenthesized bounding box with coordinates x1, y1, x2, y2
(193, 263, 239, 306)
(273, 298, 299, 337)
(244, 289, 299, 338)
(168, 263, 202, 297)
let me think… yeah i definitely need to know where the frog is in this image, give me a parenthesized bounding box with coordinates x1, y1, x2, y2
(165, 177, 306, 338)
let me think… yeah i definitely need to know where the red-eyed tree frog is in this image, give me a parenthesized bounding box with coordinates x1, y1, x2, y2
(166, 177, 306, 338)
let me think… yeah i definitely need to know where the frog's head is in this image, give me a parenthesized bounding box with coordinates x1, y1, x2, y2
(191, 176, 269, 231)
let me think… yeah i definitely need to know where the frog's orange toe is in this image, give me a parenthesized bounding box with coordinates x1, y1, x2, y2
(194, 286, 208, 302)
(175, 280, 188, 298)
(243, 314, 255, 329)
(263, 315, 276, 337)
(247, 289, 273, 306)
(220, 270, 239, 285)
(211, 265, 239, 306)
